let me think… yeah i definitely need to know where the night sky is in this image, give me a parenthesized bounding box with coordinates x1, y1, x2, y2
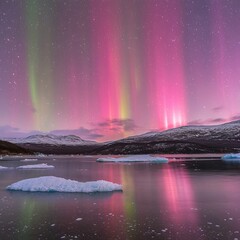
(1, 0, 240, 141)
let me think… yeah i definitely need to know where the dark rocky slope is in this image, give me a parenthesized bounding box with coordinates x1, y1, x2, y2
(0, 140, 31, 155)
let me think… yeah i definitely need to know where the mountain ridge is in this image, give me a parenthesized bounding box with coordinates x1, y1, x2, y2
(4, 134, 96, 146)
(89, 120, 240, 154)
(2, 120, 240, 154)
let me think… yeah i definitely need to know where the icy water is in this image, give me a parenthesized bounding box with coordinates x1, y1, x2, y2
(0, 154, 240, 240)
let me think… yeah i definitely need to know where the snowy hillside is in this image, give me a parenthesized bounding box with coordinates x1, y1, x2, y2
(121, 120, 240, 144)
(90, 120, 240, 154)
(4, 134, 96, 146)
(3, 121, 240, 154)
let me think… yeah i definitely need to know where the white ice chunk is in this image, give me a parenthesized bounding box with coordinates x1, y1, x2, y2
(6, 176, 122, 193)
(97, 155, 168, 163)
(222, 153, 240, 160)
(21, 158, 38, 162)
(0, 165, 9, 170)
(17, 163, 54, 169)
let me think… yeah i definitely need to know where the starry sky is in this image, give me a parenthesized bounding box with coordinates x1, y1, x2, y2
(1, 0, 240, 141)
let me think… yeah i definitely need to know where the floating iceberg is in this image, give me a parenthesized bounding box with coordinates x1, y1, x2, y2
(0, 166, 9, 170)
(17, 163, 54, 169)
(97, 155, 168, 163)
(6, 176, 122, 193)
(21, 158, 38, 162)
(222, 153, 240, 161)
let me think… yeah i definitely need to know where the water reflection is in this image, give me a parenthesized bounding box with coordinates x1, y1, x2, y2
(19, 199, 36, 240)
(1, 157, 240, 239)
(163, 166, 198, 222)
(161, 165, 202, 239)
(120, 166, 137, 239)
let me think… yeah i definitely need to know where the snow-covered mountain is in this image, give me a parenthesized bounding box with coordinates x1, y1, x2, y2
(4, 134, 96, 146)
(3, 121, 240, 155)
(90, 120, 240, 154)
(122, 120, 240, 144)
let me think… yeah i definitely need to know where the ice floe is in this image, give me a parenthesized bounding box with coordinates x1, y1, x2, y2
(17, 163, 54, 169)
(97, 155, 168, 163)
(0, 165, 9, 170)
(222, 153, 240, 161)
(20, 158, 38, 162)
(6, 176, 122, 193)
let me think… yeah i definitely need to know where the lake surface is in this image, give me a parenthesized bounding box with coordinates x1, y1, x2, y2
(0, 154, 240, 240)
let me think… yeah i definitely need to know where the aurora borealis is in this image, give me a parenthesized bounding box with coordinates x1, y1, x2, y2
(1, 0, 240, 141)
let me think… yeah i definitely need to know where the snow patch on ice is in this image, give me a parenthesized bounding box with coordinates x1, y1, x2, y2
(0, 165, 9, 170)
(17, 163, 54, 169)
(222, 153, 240, 160)
(21, 158, 38, 162)
(6, 176, 122, 193)
(97, 155, 168, 163)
